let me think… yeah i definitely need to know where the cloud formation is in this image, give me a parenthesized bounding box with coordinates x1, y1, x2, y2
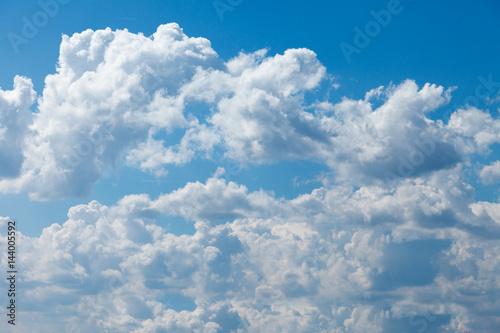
(2, 24, 497, 200)
(479, 161, 500, 184)
(0, 76, 36, 177)
(1, 23, 500, 332)
(1, 171, 500, 332)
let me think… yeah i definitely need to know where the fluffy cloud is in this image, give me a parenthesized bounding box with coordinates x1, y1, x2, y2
(479, 161, 500, 184)
(1, 23, 500, 333)
(321, 81, 463, 183)
(0, 23, 330, 199)
(0, 76, 36, 177)
(3, 24, 498, 199)
(0, 23, 221, 200)
(447, 107, 500, 148)
(1, 171, 499, 332)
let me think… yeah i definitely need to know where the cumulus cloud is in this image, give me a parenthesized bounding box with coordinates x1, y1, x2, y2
(479, 160, 500, 184)
(447, 107, 500, 148)
(1, 23, 500, 332)
(321, 80, 461, 183)
(0, 23, 222, 199)
(3, 24, 498, 199)
(0, 24, 329, 199)
(1, 172, 499, 332)
(0, 76, 36, 177)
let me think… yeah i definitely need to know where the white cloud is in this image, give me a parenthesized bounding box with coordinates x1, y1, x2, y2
(479, 160, 500, 184)
(0, 75, 36, 177)
(0, 23, 220, 200)
(1, 23, 500, 332)
(2, 24, 491, 200)
(1, 171, 498, 332)
(447, 107, 500, 149)
(320, 80, 463, 183)
(0, 24, 331, 199)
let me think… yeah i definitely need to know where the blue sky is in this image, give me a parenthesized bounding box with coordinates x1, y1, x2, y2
(0, 0, 500, 332)
(1, 0, 499, 237)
